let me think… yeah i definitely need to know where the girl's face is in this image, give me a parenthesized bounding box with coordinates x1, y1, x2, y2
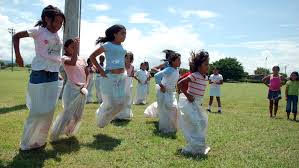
(213, 69, 219, 75)
(65, 42, 76, 56)
(290, 73, 298, 81)
(198, 58, 209, 74)
(46, 16, 64, 33)
(99, 57, 105, 63)
(141, 64, 146, 70)
(125, 56, 132, 64)
(272, 67, 279, 75)
(114, 29, 126, 43)
(172, 57, 181, 68)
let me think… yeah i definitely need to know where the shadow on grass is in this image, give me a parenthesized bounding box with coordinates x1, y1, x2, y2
(146, 121, 177, 139)
(4, 137, 80, 168)
(111, 119, 131, 127)
(84, 134, 121, 151)
(208, 111, 222, 114)
(175, 148, 208, 161)
(0, 104, 27, 115)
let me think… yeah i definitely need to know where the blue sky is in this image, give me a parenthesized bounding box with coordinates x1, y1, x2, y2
(0, 0, 298, 74)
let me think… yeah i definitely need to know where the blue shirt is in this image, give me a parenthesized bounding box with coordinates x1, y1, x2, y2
(154, 67, 176, 84)
(102, 42, 126, 70)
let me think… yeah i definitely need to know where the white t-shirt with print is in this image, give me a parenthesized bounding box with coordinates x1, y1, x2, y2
(28, 27, 62, 72)
(209, 74, 223, 89)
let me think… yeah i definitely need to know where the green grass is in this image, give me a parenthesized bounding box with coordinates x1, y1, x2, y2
(0, 69, 299, 168)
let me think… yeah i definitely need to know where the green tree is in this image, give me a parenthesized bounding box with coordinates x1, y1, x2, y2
(211, 58, 245, 81)
(254, 67, 270, 75)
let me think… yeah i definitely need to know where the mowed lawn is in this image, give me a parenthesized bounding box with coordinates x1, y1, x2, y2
(0, 69, 298, 168)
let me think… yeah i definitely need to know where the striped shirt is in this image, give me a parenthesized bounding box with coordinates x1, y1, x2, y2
(187, 72, 208, 97)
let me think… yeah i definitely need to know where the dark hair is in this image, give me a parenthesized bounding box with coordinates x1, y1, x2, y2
(144, 61, 149, 71)
(290, 71, 299, 81)
(272, 65, 280, 71)
(99, 55, 105, 60)
(87, 58, 92, 66)
(162, 49, 176, 61)
(64, 39, 75, 55)
(169, 53, 181, 67)
(96, 24, 126, 44)
(189, 50, 209, 73)
(125, 52, 134, 63)
(35, 5, 65, 27)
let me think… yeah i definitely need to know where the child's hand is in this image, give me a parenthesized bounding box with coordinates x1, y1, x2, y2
(285, 96, 288, 101)
(98, 69, 107, 77)
(186, 94, 194, 102)
(160, 85, 166, 93)
(80, 87, 88, 95)
(58, 74, 64, 80)
(74, 38, 80, 46)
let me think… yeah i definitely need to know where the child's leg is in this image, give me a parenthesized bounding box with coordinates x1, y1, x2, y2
(286, 96, 291, 119)
(208, 96, 213, 111)
(269, 100, 273, 117)
(216, 97, 222, 112)
(274, 100, 279, 116)
(293, 96, 298, 120)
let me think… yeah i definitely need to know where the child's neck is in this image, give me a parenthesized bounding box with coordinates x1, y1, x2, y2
(112, 41, 121, 45)
(125, 62, 131, 69)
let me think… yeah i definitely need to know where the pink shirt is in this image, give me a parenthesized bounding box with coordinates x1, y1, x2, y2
(187, 72, 208, 97)
(62, 56, 87, 86)
(269, 75, 281, 91)
(126, 65, 134, 76)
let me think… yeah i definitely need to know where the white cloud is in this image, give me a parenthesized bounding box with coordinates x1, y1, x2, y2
(209, 40, 299, 74)
(182, 10, 218, 19)
(39, 0, 64, 10)
(0, 12, 36, 64)
(129, 12, 161, 25)
(124, 24, 204, 69)
(90, 3, 111, 11)
(13, 0, 19, 4)
(168, 7, 176, 14)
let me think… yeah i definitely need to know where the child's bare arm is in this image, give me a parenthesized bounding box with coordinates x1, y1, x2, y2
(178, 77, 194, 102)
(285, 84, 288, 100)
(13, 31, 29, 67)
(262, 75, 270, 87)
(64, 39, 79, 66)
(90, 47, 106, 77)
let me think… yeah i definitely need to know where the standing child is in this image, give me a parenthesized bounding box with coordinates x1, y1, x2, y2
(95, 55, 105, 104)
(144, 61, 151, 99)
(86, 59, 96, 103)
(89, 24, 128, 128)
(285, 72, 299, 121)
(134, 62, 150, 105)
(207, 67, 223, 113)
(262, 66, 285, 118)
(50, 38, 89, 141)
(13, 5, 65, 150)
(114, 52, 135, 120)
(154, 53, 181, 133)
(177, 50, 210, 155)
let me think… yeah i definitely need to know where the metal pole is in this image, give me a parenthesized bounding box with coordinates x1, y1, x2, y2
(63, 0, 81, 49)
(8, 28, 15, 72)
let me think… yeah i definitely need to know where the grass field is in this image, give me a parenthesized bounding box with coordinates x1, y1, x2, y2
(0, 69, 299, 168)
